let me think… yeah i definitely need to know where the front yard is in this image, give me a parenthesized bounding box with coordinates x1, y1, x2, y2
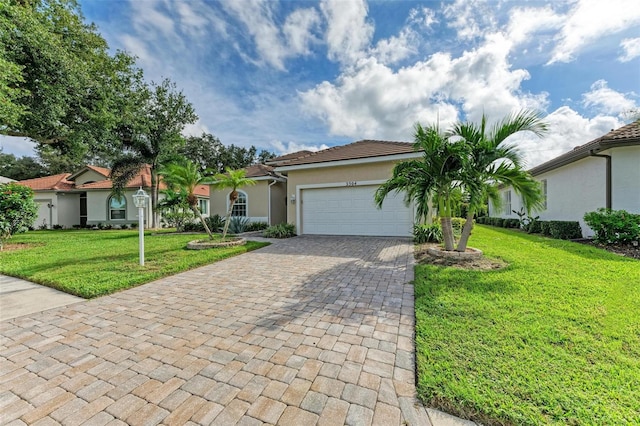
(415, 225, 640, 425)
(0, 230, 268, 298)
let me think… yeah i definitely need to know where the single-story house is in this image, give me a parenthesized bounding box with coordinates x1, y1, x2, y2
(209, 164, 287, 225)
(210, 140, 421, 237)
(489, 120, 640, 237)
(17, 165, 209, 229)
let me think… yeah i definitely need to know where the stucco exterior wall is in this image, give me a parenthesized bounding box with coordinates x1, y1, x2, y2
(490, 146, 640, 237)
(86, 190, 151, 227)
(209, 181, 270, 222)
(611, 146, 640, 212)
(73, 170, 107, 185)
(270, 181, 287, 225)
(33, 194, 55, 229)
(284, 161, 398, 228)
(56, 193, 80, 228)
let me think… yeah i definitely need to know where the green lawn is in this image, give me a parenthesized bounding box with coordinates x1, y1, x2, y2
(415, 225, 640, 425)
(0, 230, 269, 298)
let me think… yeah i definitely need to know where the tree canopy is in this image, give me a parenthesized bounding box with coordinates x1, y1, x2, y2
(1, 0, 143, 158)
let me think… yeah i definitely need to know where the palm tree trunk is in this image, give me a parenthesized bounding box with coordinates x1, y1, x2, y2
(150, 169, 159, 229)
(222, 200, 235, 239)
(440, 216, 455, 251)
(456, 210, 475, 252)
(192, 205, 214, 240)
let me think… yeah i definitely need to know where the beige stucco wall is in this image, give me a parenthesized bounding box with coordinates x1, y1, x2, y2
(56, 193, 80, 228)
(32, 192, 79, 228)
(73, 169, 108, 185)
(209, 181, 270, 222)
(270, 181, 287, 225)
(86, 190, 151, 227)
(284, 161, 399, 227)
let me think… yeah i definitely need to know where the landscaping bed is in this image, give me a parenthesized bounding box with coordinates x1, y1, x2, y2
(415, 225, 640, 425)
(0, 230, 269, 298)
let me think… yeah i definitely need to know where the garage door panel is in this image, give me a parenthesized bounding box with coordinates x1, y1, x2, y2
(301, 185, 413, 236)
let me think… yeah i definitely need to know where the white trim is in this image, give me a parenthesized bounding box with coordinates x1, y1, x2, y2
(275, 152, 421, 172)
(295, 180, 388, 234)
(248, 175, 286, 182)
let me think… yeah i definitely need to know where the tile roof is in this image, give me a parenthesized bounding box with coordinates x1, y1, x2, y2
(18, 173, 75, 191)
(275, 140, 415, 167)
(244, 164, 280, 178)
(530, 120, 640, 175)
(265, 150, 313, 165)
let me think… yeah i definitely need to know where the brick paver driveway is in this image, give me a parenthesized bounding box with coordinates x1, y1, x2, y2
(1, 236, 432, 425)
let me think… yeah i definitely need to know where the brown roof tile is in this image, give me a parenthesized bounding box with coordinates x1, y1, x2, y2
(530, 120, 640, 175)
(266, 150, 313, 165)
(18, 173, 74, 191)
(275, 140, 415, 167)
(244, 164, 279, 178)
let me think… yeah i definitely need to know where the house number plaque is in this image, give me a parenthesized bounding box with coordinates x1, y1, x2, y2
(346, 181, 357, 187)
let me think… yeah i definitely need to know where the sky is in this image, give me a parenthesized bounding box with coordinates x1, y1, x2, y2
(2, 0, 640, 168)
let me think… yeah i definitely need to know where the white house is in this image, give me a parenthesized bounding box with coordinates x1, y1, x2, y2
(490, 120, 640, 237)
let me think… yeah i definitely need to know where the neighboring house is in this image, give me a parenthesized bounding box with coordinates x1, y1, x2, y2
(489, 120, 640, 237)
(210, 140, 422, 236)
(209, 164, 287, 225)
(17, 165, 209, 229)
(0, 176, 16, 184)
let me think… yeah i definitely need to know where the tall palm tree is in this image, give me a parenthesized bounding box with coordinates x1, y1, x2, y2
(212, 168, 256, 239)
(451, 110, 548, 252)
(375, 123, 467, 250)
(159, 161, 215, 239)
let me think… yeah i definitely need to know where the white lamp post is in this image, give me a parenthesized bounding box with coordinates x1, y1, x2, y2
(132, 187, 149, 266)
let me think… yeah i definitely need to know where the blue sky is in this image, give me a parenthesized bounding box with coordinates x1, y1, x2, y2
(2, 0, 639, 168)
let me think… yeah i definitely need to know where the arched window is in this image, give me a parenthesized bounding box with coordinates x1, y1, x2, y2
(109, 195, 126, 220)
(231, 191, 247, 217)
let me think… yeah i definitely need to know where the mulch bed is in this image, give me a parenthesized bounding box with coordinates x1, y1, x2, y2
(575, 240, 640, 260)
(415, 243, 507, 271)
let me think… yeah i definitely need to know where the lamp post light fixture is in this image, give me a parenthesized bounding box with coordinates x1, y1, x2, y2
(132, 187, 149, 266)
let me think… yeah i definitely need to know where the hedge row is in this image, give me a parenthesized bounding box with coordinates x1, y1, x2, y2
(477, 216, 583, 240)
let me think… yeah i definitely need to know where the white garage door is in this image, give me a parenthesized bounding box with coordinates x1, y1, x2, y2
(301, 185, 413, 236)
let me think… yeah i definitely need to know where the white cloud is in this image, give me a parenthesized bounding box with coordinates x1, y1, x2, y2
(582, 80, 638, 116)
(320, 0, 374, 65)
(514, 106, 623, 168)
(619, 37, 640, 62)
(300, 31, 548, 142)
(371, 28, 416, 65)
(408, 7, 438, 30)
(268, 140, 329, 155)
(283, 8, 321, 56)
(548, 0, 640, 64)
(505, 5, 564, 47)
(443, 0, 497, 41)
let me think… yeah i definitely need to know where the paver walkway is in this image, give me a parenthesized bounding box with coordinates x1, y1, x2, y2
(1, 236, 472, 425)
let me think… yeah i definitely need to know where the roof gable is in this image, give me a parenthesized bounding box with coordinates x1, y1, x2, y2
(18, 173, 74, 191)
(530, 120, 640, 175)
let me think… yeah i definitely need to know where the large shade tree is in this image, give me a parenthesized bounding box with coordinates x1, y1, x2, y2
(375, 124, 467, 250)
(212, 168, 256, 239)
(159, 161, 215, 239)
(110, 79, 197, 228)
(450, 111, 548, 252)
(1, 0, 142, 160)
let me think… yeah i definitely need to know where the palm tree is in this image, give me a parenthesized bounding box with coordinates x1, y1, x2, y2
(159, 161, 215, 239)
(212, 168, 256, 239)
(451, 110, 548, 252)
(375, 123, 467, 250)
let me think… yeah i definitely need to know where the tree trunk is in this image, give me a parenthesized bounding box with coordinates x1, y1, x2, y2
(440, 216, 455, 251)
(192, 205, 214, 240)
(222, 200, 235, 240)
(150, 169, 159, 229)
(456, 210, 475, 252)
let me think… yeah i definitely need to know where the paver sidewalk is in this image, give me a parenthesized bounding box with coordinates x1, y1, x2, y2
(0, 236, 473, 425)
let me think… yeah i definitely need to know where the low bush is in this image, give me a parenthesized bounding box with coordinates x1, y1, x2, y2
(263, 223, 296, 238)
(584, 208, 640, 244)
(205, 214, 224, 232)
(52, 224, 64, 230)
(246, 221, 269, 232)
(547, 221, 582, 240)
(183, 221, 204, 232)
(413, 224, 443, 243)
(527, 219, 542, 234)
(540, 221, 551, 236)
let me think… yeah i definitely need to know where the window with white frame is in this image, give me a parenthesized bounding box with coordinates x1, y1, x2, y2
(109, 195, 126, 220)
(541, 179, 548, 210)
(504, 190, 512, 215)
(198, 198, 209, 215)
(231, 191, 247, 217)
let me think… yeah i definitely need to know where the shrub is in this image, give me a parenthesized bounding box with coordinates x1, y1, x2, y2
(228, 216, 250, 234)
(246, 221, 269, 232)
(205, 214, 224, 232)
(527, 218, 542, 234)
(540, 221, 551, 236)
(103, 224, 113, 230)
(72, 224, 82, 229)
(450, 217, 467, 233)
(584, 208, 640, 244)
(130, 222, 138, 229)
(0, 183, 38, 249)
(413, 224, 443, 243)
(52, 224, 64, 230)
(263, 223, 296, 238)
(547, 221, 582, 240)
(183, 221, 204, 232)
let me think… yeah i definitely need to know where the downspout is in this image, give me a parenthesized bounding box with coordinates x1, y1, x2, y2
(590, 150, 611, 209)
(268, 179, 278, 225)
